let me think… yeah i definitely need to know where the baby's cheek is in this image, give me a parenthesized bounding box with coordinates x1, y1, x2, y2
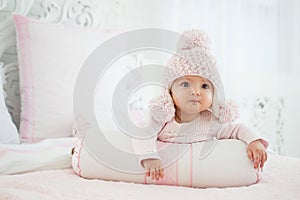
(172, 96, 181, 108)
(202, 92, 213, 106)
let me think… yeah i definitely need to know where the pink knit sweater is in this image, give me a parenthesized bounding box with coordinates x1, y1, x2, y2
(132, 111, 268, 166)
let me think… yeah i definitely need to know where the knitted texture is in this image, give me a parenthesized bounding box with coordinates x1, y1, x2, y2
(148, 90, 175, 125)
(149, 29, 238, 124)
(218, 100, 239, 123)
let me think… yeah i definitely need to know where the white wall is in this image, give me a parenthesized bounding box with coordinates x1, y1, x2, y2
(116, 0, 300, 157)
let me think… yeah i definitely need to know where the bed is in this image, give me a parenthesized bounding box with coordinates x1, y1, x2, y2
(0, 0, 299, 199)
(0, 138, 299, 199)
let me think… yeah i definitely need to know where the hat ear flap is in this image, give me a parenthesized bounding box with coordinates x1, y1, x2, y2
(148, 90, 175, 125)
(217, 100, 239, 123)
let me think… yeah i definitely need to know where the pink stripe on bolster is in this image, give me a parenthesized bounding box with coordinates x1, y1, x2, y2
(255, 169, 260, 183)
(176, 144, 179, 186)
(0, 149, 9, 158)
(144, 173, 147, 184)
(190, 144, 193, 187)
(77, 140, 84, 177)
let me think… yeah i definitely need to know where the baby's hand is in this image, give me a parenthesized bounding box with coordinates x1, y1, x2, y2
(247, 140, 268, 170)
(142, 158, 164, 181)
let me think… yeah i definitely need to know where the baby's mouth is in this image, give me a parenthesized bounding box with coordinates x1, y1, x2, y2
(189, 99, 201, 103)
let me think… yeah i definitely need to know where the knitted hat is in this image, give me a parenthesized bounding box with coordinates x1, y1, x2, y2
(149, 29, 238, 124)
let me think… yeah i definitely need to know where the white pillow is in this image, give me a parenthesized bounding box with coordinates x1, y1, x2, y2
(72, 135, 258, 188)
(13, 14, 121, 142)
(0, 62, 20, 144)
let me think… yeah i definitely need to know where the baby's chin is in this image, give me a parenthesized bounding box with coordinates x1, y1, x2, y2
(185, 103, 207, 112)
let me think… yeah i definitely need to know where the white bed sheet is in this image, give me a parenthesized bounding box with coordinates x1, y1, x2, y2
(0, 137, 77, 175)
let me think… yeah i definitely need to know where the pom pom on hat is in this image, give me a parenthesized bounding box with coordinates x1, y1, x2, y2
(177, 29, 211, 51)
(148, 91, 175, 125)
(217, 100, 239, 123)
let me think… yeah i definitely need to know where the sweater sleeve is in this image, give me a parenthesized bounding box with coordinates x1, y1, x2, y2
(216, 122, 269, 148)
(131, 118, 165, 167)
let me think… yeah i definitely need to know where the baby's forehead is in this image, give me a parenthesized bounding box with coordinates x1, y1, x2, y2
(175, 75, 210, 82)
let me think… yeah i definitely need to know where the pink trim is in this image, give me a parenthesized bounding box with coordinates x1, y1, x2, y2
(76, 140, 84, 177)
(13, 15, 35, 142)
(176, 144, 179, 186)
(255, 170, 260, 183)
(0, 149, 9, 158)
(144, 173, 147, 184)
(190, 144, 193, 187)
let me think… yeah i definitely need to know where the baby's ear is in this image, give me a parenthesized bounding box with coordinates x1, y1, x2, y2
(148, 92, 175, 125)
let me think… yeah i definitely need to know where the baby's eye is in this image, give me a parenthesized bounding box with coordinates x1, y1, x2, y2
(181, 82, 190, 87)
(202, 84, 209, 89)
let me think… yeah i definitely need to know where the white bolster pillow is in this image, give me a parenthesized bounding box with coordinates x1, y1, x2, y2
(72, 138, 258, 188)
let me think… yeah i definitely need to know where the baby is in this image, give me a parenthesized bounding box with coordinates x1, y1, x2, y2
(132, 29, 268, 181)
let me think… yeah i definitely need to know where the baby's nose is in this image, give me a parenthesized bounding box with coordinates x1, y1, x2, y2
(191, 88, 201, 96)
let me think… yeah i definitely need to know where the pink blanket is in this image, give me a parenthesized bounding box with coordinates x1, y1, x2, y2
(0, 154, 299, 200)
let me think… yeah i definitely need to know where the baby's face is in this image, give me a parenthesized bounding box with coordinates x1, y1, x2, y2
(170, 75, 213, 116)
